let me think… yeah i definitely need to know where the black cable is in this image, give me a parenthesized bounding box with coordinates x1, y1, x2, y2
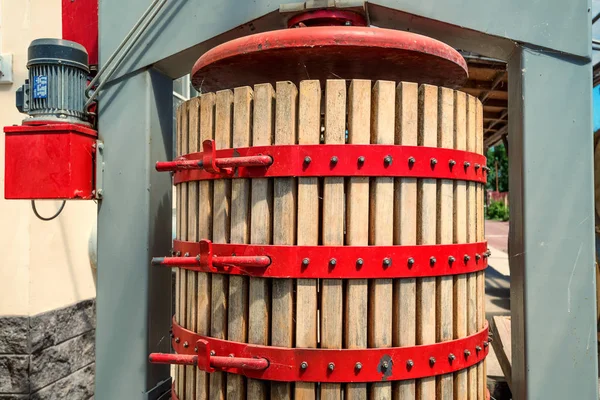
(593, 12, 600, 24)
(31, 200, 66, 221)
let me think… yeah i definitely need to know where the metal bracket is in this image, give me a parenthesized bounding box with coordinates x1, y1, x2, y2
(94, 140, 105, 199)
(153, 239, 489, 279)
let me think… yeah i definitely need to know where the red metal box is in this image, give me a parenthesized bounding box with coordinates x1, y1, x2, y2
(4, 123, 97, 199)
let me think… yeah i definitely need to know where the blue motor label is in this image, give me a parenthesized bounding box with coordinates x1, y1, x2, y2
(33, 76, 48, 99)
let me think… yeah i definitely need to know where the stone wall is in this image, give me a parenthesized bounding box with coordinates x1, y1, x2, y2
(0, 300, 95, 399)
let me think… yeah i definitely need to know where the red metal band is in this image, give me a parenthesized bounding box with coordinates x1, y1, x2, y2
(159, 240, 488, 279)
(163, 141, 487, 184)
(160, 318, 489, 383)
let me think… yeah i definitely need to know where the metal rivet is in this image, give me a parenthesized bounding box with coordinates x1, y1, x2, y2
(176, 251, 181, 257)
(210, 350, 216, 356)
(430, 158, 437, 166)
(329, 258, 337, 267)
(429, 357, 436, 366)
(449, 159, 456, 167)
(356, 258, 364, 268)
(407, 257, 415, 268)
(183, 341, 189, 348)
(464, 255, 470, 263)
(475, 163, 480, 169)
(449, 353, 456, 362)
(448, 256, 456, 264)
(430, 256, 436, 266)
(406, 359, 414, 368)
(408, 157, 416, 165)
(194, 347, 198, 352)
(476, 346, 482, 352)
(229, 354, 234, 357)
(184, 252, 189, 257)
(384, 155, 393, 166)
(355, 362, 362, 371)
(345, 20, 352, 26)
(464, 161, 471, 168)
(383, 258, 392, 267)
(475, 254, 481, 261)
(304, 156, 311, 164)
(483, 341, 489, 348)
(175, 337, 180, 343)
(330, 156, 338, 165)
(302, 258, 310, 267)
(358, 156, 365, 164)
(300, 361, 308, 370)
(464, 349, 471, 357)
(328, 362, 335, 371)
(382, 360, 389, 369)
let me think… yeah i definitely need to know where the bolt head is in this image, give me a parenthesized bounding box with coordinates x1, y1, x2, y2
(464, 161, 471, 168)
(430, 158, 437, 166)
(449, 256, 456, 263)
(408, 156, 416, 165)
(384, 155, 393, 165)
(210, 350, 216, 356)
(449, 159, 456, 167)
(406, 359, 414, 368)
(184, 252, 189, 257)
(194, 347, 198, 352)
(302, 258, 310, 266)
(183, 341, 189, 348)
(229, 353, 234, 357)
(476, 346, 482, 352)
(383, 257, 392, 267)
(300, 361, 308, 370)
(355, 362, 362, 371)
(328, 362, 335, 371)
(304, 156, 312, 164)
(475, 253, 481, 261)
(176, 251, 181, 257)
(430, 256, 436, 266)
(475, 163, 480, 169)
(464, 254, 470, 263)
(98, 143, 105, 151)
(483, 341, 489, 348)
(358, 156, 365, 164)
(175, 337, 180, 343)
(330, 156, 338, 165)
(449, 353, 456, 362)
(329, 258, 337, 267)
(381, 360, 389, 369)
(464, 349, 471, 357)
(356, 258, 364, 267)
(407, 257, 415, 267)
(429, 357, 436, 366)
(345, 20, 352, 26)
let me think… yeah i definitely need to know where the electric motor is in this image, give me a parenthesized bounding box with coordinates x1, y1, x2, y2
(16, 38, 90, 125)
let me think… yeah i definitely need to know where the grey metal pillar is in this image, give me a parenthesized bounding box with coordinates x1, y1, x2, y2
(508, 45, 598, 399)
(95, 68, 173, 400)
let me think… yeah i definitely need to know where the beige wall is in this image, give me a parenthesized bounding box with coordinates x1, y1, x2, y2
(0, 0, 96, 316)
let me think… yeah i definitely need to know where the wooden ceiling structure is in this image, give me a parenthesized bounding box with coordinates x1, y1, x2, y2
(459, 52, 508, 150)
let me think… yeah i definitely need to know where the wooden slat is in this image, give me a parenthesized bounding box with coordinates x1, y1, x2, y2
(186, 97, 201, 400)
(227, 87, 252, 400)
(453, 90, 468, 400)
(210, 90, 233, 400)
(248, 83, 275, 400)
(179, 101, 189, 399)
(490, 316, 512, 390)
(196, 93, 215, 400)
(368, 80, 394, 400)
(345, 79, 371, 400)
(175, 102, 183, 398)
(272, 81, 298, 400)
(416, 84, 437, 400)
(295, 80, 321, 400)
(476, 99, 485, 400)
(321, 79, 346, 400)
(436, 87, 454, 400)
(466, 94, 477, 400)
(393, 81, 418, 400)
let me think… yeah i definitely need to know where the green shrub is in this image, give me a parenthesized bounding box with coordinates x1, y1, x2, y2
(487, 200, 509, 221)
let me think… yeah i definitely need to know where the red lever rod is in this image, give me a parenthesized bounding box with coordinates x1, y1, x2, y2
(151, 255, 271, 268)
(149, 353, 269, 371)
(155, 155, 272, 172)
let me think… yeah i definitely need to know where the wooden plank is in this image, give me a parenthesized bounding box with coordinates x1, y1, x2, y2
(295, 80, 321, 400)
(436, 87, 454, 400)
(321, 79, 346, 400)
(344, 79, 371, 400)
(490, 316, 512, 390)
(369, 80, 394, 400)
(393, 81, 418, 400)
(466, 94, 477, 400)
(453, 90, 468, 400)
(196, 93, 215, 400)
(271, 81, 298, 400)
(476, 99, 485, 400)
(179, 101, 189, 399)
(248, 83, 274, 400)
(416, 84, 438, 400)
(210, 89, 233, 400)
(227, 86, 252, 400)
(175, 102, 183, 398)
(186, 96, 201, 400)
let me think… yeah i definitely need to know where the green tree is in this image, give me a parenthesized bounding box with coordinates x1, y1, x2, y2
(486, 143, 508, 192)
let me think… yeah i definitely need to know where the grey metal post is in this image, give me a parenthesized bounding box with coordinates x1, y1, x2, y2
(95, 68, 173, 400)
(508, 45, 598, 399)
